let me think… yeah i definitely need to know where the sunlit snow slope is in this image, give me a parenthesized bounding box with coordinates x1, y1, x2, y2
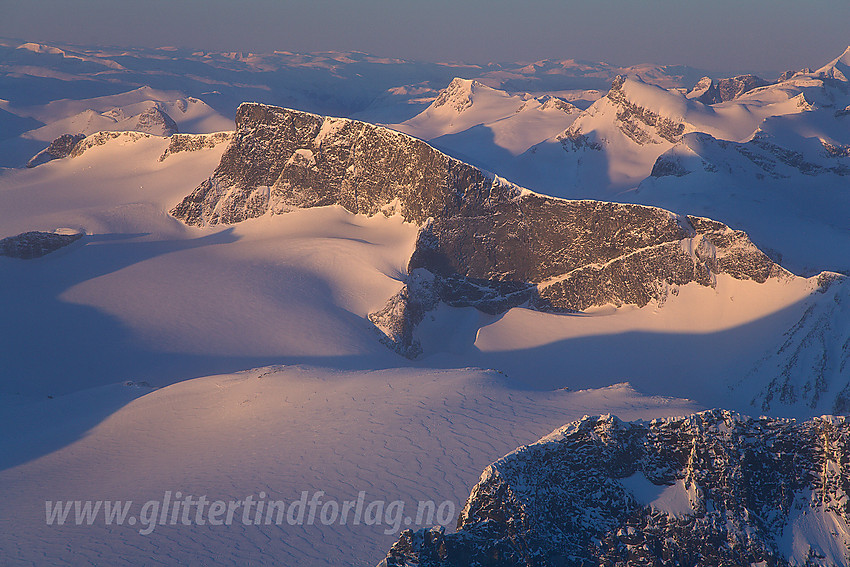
(0, 366, 697, 567)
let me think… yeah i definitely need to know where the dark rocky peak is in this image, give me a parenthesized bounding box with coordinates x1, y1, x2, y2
(0, 230, 84, 259)
(717, 74, 771, 101)
(685, 75, 720, 103)
(381, 411, 850, 566)
(171, 104, 792, 358)
(602, 75, 687, 144)
(134, 106, 178, 136)
(26, 133, 86, 168)
(171, 102, 511, 227)
(431, 78, 480, 112)
(687, 74, 771, 104)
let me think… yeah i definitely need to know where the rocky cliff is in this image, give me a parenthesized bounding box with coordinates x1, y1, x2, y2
(171, 104, 791, 357)
(26, 133, 86, 168)
(0, 230, 84, 259)
(381, 410, 850, 567)
(687, 74, 771, 105)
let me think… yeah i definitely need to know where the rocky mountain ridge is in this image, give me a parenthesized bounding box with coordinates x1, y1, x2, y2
(170, 103, 794, 357)
(686, 74, 771, 104)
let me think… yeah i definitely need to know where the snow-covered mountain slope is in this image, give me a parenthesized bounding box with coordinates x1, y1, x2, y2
(0, 128, 350, 395)
(391, 78, 579, 159)
(165, 102, 850, 415)
(519, 71, 827, 194)
(431, 273, 840, 416)
(17, 86, 233, 141)
(632, 71, 850, 275)
(382, 410, 850, 567)
(2, 99, 845, 415)
(732, 274, 850, 416)
(475, 57, 711, 93)
(0, 366, 697, 567)
(390, 71, 809, 198)
(0, 85, 233, 168)
(817, 46, 850, 81)
(3, 38, 850, 566)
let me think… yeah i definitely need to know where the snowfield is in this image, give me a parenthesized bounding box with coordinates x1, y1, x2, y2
(0, 366, 697, 566)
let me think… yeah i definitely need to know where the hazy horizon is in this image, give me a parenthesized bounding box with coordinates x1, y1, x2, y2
(2, 0, 848, 76)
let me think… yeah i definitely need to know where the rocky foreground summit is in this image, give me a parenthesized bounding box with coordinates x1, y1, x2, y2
(381, 410, 850, 567)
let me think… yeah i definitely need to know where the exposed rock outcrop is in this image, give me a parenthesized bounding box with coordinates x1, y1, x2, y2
(68, 131, 154, 158)
(133, 106, 178, 136)
(605, 75, 686, 143)
(0, 230, 84, 259)
(158, 132, 232, 161)
(26, 133, 86, 168)
(740, 273, 850, 414)
(381, 411, 850, 567)
(687, 74, 771, 105)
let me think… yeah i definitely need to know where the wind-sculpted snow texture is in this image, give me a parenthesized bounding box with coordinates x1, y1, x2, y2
(381, 410, 850, 567)
(171, 104, 787, 356)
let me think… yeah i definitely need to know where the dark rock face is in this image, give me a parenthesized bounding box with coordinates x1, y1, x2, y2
(69, 131, 153, 158)
(26, 133, 86, 168)
(381, 411, 850, 567)
(717, 75, 770, 101)
(649, 153, 691, 177)
(171, 103, 504, 227)
(0, 230, 84, 259)
(688, 74, 771, 105)
(171, 104, 788, 357)
(686, 76, 721, 104)
(158, 132, 232, 161)
(134, 106, 178, 136)
(605, 76, 685, 143)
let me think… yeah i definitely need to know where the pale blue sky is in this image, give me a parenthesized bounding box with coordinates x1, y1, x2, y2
(2, 0, 848, 74)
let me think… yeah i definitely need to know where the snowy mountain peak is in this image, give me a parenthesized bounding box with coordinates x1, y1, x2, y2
(607, 75, 689, 120)
(391, 77, 562, 145)
(538, 95, 579, 113)
(16, 42, 65, 56)
(431, 77, 481, 112)
(817, 45, 850, 81)
(686, 76, 714, 99)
